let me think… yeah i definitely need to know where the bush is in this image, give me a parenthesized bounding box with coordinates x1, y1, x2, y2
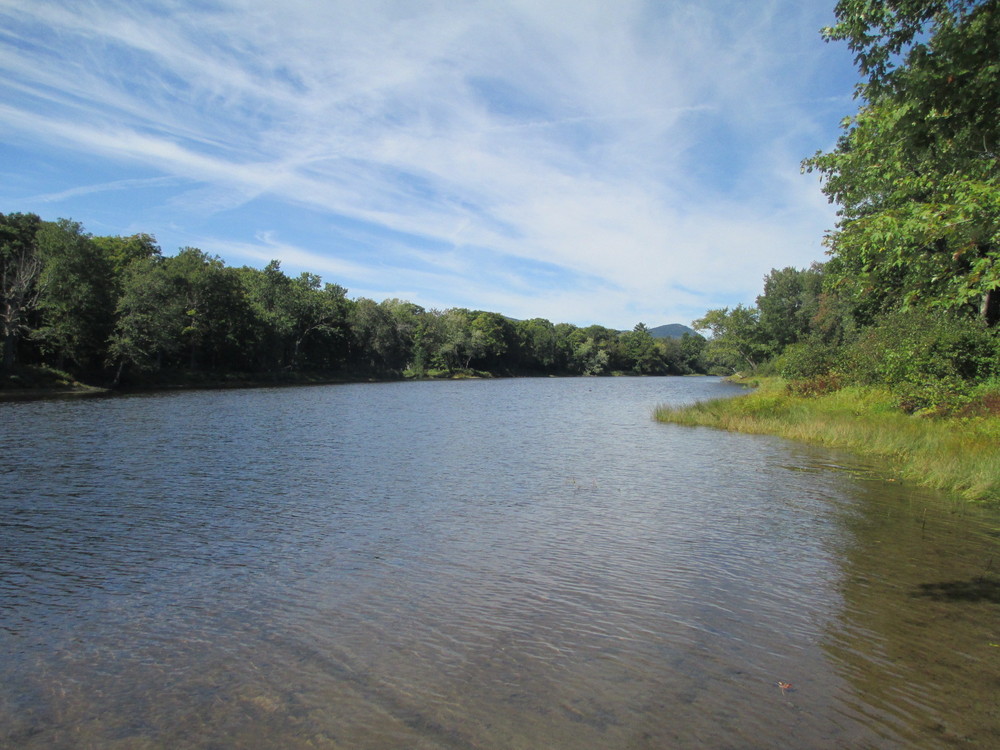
(842, 308, 997, 385)
(958, 379, 1000, 418)
(774, 336, 839, 379)
(839, 309, 998, 413)
(786, 372, 844, 397)
(894, 377, 974, 416)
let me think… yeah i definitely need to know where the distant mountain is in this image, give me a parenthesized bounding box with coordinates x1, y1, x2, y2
(647, 323, 696, 339)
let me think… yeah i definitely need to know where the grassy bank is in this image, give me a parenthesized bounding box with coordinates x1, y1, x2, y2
(654, 378, 1000, 504)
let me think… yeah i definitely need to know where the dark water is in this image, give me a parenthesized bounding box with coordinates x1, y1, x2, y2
(1, 377, 998, 749)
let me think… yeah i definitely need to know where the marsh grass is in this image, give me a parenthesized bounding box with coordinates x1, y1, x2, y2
(655, 378, 1000, 503)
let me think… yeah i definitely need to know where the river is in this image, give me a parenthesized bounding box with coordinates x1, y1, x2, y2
(1, 377, 998, 748)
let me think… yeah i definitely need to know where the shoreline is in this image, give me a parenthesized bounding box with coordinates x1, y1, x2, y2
(654, 377, 1000, 504)
(0, 368, 702, 403)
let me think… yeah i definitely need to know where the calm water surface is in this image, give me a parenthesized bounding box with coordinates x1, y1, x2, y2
(1, 377, 998, 749)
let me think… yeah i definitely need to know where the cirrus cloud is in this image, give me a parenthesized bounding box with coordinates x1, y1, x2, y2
(0, 0, 857, 328)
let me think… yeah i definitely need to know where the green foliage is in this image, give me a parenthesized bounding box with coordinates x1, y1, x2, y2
(349, 297, 413, 374)
(693, 305, 770, 372)
(840, 308, 998, 411)
(773, 335, 841, 379)
(655, 3, 1000, 500)
(6, 210, 717, 386)
(0, 212, 43, 370)
(34, 219, 116, 371)
(570, 336, 610, 376)
(287, 275, 350, 370)
(108, 256, 181, 373)
(677, 332, 709, 374)
(515, 318, 561, 372)
(806, 0, 1000, 324)
(619, 323, 662, 374)
(91, 233, 161, 285)
(756, 265, 824, 351)
(824, 1, 984, 93)
(468, 311, 514, 371)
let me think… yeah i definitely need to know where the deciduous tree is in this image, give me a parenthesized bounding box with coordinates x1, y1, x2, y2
(35, 219, 115, 370)
(805, 0, 999, 324)
(756, 265, 824, 352)
(0, 212, 42, 370)
(693, 305, 769, 372)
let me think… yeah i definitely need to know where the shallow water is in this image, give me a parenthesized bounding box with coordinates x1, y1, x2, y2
(1, 377, 998, 748)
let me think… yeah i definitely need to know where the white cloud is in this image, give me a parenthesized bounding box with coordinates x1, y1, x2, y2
(0, 0, 857, 327)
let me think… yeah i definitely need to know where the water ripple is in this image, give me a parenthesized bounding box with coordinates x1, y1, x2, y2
(2, 378, 998, 748)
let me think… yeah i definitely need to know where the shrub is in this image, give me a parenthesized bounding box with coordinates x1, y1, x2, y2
(894, 377, 974, 416)
(774, 336, 839, 379)
(958, 379, 1000, 418)
(786, 372, 844, 397)
(840, 309, 998, 395)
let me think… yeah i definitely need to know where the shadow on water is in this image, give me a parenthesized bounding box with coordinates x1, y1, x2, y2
(913, 575, 1000, 604)
(820, 465, 1000, 749)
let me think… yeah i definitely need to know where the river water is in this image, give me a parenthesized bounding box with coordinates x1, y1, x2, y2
(1, 377, 998, 749)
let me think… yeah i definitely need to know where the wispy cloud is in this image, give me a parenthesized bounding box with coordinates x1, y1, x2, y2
(26, 176, 181, 204)
(0, 0, 857, 327)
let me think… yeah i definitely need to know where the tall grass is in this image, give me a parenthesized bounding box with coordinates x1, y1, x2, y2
(654, 378, 1000, 503)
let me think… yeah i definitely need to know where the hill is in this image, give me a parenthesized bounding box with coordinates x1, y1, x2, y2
(648, 323, 695, 339)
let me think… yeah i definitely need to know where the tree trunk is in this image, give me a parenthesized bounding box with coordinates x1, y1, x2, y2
(981, 288, 999, 327)
(2, 331, 15, 370)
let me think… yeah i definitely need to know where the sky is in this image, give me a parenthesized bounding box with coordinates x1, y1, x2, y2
(0, 0, 861, 330)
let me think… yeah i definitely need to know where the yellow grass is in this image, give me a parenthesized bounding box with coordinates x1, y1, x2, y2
(654, 378, 1000, 503)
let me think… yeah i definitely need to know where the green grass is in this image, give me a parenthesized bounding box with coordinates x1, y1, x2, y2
(654, 377, 1000, 503)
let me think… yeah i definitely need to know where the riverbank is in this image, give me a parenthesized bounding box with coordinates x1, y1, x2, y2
(0, 365, 110, 401)
(0, 365, 367, 402)
(0, 365, 512, 402)
(654, 377, 1000, 504)
(0, 365, 691, 402)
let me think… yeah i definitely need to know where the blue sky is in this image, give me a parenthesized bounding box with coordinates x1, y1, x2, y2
(0, 0, 859, 329)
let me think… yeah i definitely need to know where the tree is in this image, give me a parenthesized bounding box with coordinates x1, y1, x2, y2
(468, 311, 514, 371)
(433, 308, 476, 372)
(34, 219, 115, 371)
(240, 260, 297, 371)
(380, 299, 425, 373)
(619, 323, 662, 374)
(756, 265, 824, 352)
(805, 0, 1000, 324)
(552, 323, 579, 372)
(515, 318, 562, 372)
(91, 233, 161, 294)
(349, 297, 408, 373)
(678, 331, 709, 374)
(693, 305, 769, 372)
(107, 255, 182, 379)
(286, 273, 349, 370)
(822, 0, 984, 93)
(158, 247, 248, 371)
(91, 232, 160, 272)
(0, 212, 42, 370)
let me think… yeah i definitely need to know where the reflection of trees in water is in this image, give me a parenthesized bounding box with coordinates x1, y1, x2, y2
(914, 576, 1000, 605)
(825, 478, 1000, 748)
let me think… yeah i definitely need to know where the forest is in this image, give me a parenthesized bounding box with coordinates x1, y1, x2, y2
(3, 0, 998, 409)
(0, 215, 711, 388)
(691, 0, 999, 417)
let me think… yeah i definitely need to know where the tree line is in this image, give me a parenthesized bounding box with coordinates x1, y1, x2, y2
(696, 0, 1000, 415)
(6, 1, 996, 399)
(0, 214, 711, 386)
